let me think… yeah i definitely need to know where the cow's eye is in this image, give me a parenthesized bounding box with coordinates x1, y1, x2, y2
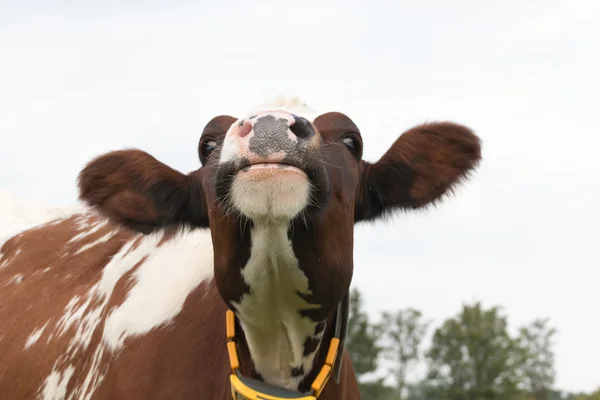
(340, 133, 362, 160)
(201, 140, 217, 158)
(342, 136, 355, 150)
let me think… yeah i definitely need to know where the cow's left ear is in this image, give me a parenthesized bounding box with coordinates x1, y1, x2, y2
(355, 122, 481, 222)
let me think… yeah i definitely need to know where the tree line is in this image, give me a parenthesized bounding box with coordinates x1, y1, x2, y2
(346, 288, 599, 400)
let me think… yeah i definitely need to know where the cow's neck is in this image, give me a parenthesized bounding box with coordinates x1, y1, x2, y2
(230, 220, 327, 391)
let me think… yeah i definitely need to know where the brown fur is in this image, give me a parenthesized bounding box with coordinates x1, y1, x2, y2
(355, 121, 481, 221)
(0, 214, 133, 399)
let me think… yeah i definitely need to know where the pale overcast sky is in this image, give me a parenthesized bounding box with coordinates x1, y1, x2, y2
(1, 0, 598, 393)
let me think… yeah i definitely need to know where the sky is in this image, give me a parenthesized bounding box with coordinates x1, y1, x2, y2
(1, 0, 599, 393)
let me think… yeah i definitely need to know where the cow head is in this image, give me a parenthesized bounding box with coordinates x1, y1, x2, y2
(77, 98, 481, 388)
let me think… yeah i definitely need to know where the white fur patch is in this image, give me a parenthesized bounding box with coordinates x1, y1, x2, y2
(38, 222, 215, 400)
(73, 231, 116, 255)
(40, 365, 75, 400)
(68, 219, 109, 244)
(232, 222, 321, 390)
(24, 321, 49, 350)
(103, 230, 214, 350)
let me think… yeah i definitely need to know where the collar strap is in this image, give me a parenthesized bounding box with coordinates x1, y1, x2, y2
(225, 295, 350, 400)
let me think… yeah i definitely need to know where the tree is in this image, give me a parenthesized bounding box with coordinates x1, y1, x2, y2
(379, 308, 429, 400)
(549, 390, 579, 400)
(516, 318, 557, 400)
(347, 287, 382, 377)
(359, 378, 401, 400)
(346, 287, 388, 398)
(572, 388, 600, 400)
(406, 381, 437, 400)
(424, 302, 523, 400)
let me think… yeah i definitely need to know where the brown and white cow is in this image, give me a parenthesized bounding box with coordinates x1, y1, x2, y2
(0, 97, 481, 399)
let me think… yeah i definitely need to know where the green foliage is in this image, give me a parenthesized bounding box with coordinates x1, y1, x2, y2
(571, 388, 600, 400)
(379, 309, 429, 400)
(405, 381, 437, 400)
(344, 288, 595, 400)
(347, 287, 383, 377)
(359, 378, 401, 400)
(516, 318, 557, 399)
(346, 287, 393, 398)
(424, 302, 523, 400)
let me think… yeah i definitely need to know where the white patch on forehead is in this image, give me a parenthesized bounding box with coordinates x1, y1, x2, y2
(24, 321, 49, 350)
(39, 365, 75, 400)
(232, 222, 321, 390)
(250, 95, 319, 121)
(103, 229, 214, 350)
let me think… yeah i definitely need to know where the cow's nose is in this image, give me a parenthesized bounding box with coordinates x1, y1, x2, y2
(288, 115, 315, 140)
(220, 111, 319, 165)
(228, 113, 315, 142)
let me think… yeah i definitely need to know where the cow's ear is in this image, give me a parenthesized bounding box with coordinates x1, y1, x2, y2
(77, 149, 208, 234)
(355, 122, 481, 222)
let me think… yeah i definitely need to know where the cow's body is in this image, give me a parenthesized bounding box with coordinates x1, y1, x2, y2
(0, 97, 481, 399)
(0, 206, 355, 399)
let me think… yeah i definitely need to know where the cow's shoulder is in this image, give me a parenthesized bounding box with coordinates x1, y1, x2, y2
(0, 207, 218, 399)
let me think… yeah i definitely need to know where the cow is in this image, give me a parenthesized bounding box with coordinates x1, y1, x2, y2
(0, 97, 481, 399)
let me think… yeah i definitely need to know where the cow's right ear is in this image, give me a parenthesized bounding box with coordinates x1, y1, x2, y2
(77, 149, 208, 234)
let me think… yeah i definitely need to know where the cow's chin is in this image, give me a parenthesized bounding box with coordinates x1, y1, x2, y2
(230, 164, 310, 222)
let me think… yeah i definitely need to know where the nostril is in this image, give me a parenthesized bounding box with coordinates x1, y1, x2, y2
(289, 115, 314, 140)
(238, 121, 252, 138)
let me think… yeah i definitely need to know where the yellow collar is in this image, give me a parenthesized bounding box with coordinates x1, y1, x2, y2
(225, 296, 349, 400)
